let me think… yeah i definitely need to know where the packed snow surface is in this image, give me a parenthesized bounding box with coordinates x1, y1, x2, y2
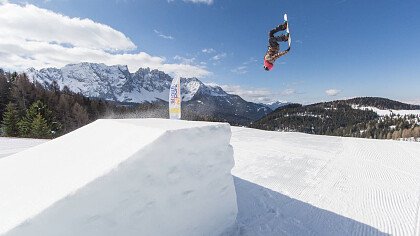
(2, 125, 420, 235)
(0, 137, 45, 159)
(231, 127, 420, 236)
(0, 119, 237, 236)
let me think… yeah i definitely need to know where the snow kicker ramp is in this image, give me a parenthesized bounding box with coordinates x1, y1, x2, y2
(0, 119, 238, 236)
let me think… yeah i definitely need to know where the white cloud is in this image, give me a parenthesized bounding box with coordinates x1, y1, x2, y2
(0, 3, 135, 51)
(153, 29, 175, 40)
(212, 52, 227, 61)
(115, 0, 135, 3)
(168, 0, 214, 5)
(0, 3, 209, 78)
(231, 66, 247, 75)
(281, 88, 296, 96)
(242, 57, 258, 65)
(202, 48, 215, 54)
(402, 99, 420, 105)
(219, 84, 277, 103)
(185, 0, 213, 4)
(173, 55, 196, 65)
(208, 84, 300, 103)
(325, 89, 341, 96)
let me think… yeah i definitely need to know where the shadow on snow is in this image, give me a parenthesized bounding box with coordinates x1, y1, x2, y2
(233, 177, 389, 236)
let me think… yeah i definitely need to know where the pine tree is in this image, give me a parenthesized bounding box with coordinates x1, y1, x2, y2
(71, 102, 89, 128)
(0, 73, 11, 116)
(31, 113, 51, 138)
(18, 101, 55, 138)
(57, 94, 71, 132)
(10, 74, 36, 113)
(17, 114, 33, 138)
(1, 103, 19, 137)
(392, 130, 402, 140)
(402, 129, 412, 139)
(413, 127, 420, 139)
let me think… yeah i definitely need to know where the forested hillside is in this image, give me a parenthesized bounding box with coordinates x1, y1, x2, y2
(251, 98, 420, 140)
(0, 70, 125, 138)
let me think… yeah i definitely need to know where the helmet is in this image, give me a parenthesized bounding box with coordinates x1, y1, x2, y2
(264, 60, 273, 71)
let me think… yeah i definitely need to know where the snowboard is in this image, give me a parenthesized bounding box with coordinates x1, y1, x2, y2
(284, 14, 291, 49)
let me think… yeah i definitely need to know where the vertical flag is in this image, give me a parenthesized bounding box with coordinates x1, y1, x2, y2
(169, 77, 181, 119)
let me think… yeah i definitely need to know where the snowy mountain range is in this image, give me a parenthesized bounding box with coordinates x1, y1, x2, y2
(258, 101, 289, 111)
(26, 63, 220, 103)
(26, 63, 271, 124)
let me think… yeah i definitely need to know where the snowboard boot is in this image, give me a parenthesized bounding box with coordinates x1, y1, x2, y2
(277, 33, 289, 42)
(279, 21, 288, 31)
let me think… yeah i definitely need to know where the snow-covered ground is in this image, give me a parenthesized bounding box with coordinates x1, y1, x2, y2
(2, 124, 420, 235)
(352, 105, 420, 117)
(231, 127, 420, 236)
(0, 137, 46, 159)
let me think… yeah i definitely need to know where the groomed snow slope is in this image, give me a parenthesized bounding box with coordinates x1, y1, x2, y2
(0, 137, 46, 159)
(232, 127, 420, 236)
(0, 119, 237, 236)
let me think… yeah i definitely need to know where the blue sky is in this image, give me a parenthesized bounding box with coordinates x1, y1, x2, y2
(2, 0, 420, 104)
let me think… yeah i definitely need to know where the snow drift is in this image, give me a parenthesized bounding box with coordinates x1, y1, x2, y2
(0, 119, 237, 236)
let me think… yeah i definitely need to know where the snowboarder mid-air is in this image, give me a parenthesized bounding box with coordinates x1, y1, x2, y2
(263, 20, 290, 71)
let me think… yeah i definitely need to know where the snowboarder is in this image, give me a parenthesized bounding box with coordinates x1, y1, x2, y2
(263, 20, 290, 71)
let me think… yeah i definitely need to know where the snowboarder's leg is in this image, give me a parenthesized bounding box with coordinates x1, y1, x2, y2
(268, 22, 288, 38)
(275, 33, 289, 42)
(268, 22, 288, 48)
(269, 37, 279, 48)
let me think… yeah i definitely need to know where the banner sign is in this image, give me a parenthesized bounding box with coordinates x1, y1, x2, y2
(169, 77, 181, 120)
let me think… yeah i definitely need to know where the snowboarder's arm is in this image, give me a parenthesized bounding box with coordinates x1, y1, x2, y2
(273, 48, 290, 60)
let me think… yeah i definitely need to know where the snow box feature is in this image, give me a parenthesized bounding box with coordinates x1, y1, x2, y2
(0, 119, 238, 236)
